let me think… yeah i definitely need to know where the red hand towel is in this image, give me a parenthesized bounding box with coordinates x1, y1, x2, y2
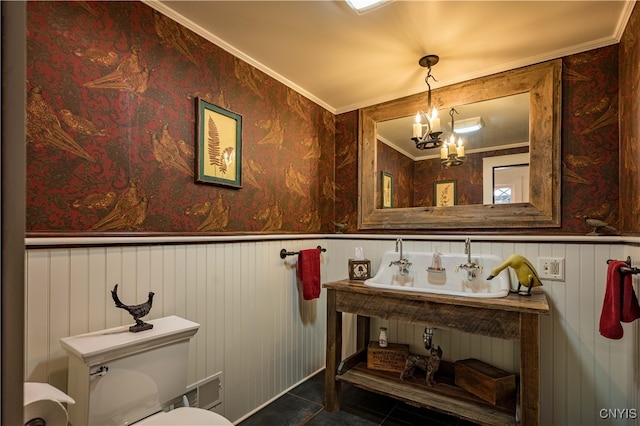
(297, 248, 321, 300)
(599, 260, 640, 339)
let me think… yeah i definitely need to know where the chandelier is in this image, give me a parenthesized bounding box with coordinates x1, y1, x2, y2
(410, 54, 466, 167)
(411, 55, 443, 150)
(440, 108, 465, 168)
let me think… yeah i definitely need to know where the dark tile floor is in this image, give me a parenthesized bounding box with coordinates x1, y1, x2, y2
(238, 370, 479, 426)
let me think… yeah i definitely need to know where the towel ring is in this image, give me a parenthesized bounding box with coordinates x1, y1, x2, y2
(280, 246, 326, 259)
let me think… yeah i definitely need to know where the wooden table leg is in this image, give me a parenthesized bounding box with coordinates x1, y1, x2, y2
(519, 312, 540, 425)
(325, 289, 342, 412)
(356, 315, 370, 350)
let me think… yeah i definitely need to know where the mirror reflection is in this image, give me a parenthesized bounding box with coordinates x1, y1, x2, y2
(358, 60, 561, 230)
(376, 93, 530, 207)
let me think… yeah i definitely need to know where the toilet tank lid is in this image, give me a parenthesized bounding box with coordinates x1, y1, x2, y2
(60, 316, 200, 366)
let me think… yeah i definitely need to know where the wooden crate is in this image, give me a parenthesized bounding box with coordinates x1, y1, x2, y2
(454, 358, 516, 406)
(367, 342, 409, 373)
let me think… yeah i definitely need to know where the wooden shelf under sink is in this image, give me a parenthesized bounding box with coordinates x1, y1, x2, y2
(323, 279, 549, 426)
(336, 360, 516, 426)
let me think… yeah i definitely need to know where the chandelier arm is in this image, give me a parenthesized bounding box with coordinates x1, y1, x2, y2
(440, 108, 464, 167)
(425, 76, 432, 112)
(421, 110, 432, 137)
(424, 70, 437, 110)
(449, 107, 458, 134)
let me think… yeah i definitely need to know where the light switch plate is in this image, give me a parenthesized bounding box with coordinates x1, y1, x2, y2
(538, 257, 565, 281)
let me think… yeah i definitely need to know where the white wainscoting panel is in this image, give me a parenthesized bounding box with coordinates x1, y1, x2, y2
(25, 237, 640, 425)
(25, 239, 327, 423)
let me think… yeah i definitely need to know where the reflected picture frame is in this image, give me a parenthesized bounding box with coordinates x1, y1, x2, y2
(196, 98, 242, 188)
(381, 171, 393, 208)
(434, 180, 456, 207)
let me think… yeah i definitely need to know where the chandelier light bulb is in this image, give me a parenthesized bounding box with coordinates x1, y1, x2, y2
(430, 108, 441, 133)
(447, 135, 457, 155)
(412, 112, 422, 138)
(457, 139, 465, 157)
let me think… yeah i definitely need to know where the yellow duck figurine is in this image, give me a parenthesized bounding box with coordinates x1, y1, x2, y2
(487, 254, 542, 296)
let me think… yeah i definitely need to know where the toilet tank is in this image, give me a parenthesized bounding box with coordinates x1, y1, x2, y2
(60, 316, 200, 426)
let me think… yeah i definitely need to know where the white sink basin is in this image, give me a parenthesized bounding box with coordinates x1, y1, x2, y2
(364, 251, 511, 298)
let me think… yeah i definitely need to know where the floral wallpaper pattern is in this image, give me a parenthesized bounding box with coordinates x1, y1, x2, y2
(26, 1, 335, 233)
(26, 1, 638, 236)
(376, 141, 414, 208)
(377, 141, 529, 208)
(619, 2, 640, 233)
(561, 46, 620, 233)
(333, 112, 359, 232)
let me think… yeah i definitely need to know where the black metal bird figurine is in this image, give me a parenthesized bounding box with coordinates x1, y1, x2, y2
(583, 216, 619, 236)
(111, 284, 155, 332)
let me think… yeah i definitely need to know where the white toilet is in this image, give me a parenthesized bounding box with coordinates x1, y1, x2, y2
(60, 315, 233, 425)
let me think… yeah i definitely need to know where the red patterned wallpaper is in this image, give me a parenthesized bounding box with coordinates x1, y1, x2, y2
(619, 2, 640, 233)
(26, 1, 335, 233)
(376, 141, 414, 208)
(376, 140, 528, 208)
(337, 44, 622, 234)
(333, 112, 359, 232)
(26, 1, 635, 236)
(411, 146, 528, 207)
(561, 46, 620, 233)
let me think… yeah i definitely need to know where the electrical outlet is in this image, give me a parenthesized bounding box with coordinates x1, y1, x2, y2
(538, 257, 565, 281)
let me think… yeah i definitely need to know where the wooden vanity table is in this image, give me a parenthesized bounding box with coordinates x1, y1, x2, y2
(324, 280, 550, 425)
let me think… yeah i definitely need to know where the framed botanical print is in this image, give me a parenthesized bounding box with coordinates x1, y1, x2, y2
(381, 171, 393, 208)
(196, 98, 242, 188)
(434, 180, 456, 207)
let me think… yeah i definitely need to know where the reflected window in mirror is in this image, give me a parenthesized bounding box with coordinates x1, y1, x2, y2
(482, 153, 529, 204)
(493, 165, 529, 204)
(494, 186, 512, 204)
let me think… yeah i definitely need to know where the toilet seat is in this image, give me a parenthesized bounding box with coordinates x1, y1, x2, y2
(136, 407, 233, 425)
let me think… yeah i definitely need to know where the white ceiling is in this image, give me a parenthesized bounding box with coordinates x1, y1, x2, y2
(150, 0, 634, 114)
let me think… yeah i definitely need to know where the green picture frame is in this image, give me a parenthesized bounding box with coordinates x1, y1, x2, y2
(196, 98, 242, 188)
(382, 171, 393, 208)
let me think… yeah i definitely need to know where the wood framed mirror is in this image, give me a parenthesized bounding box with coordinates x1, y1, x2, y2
(358, 60, 562, 230)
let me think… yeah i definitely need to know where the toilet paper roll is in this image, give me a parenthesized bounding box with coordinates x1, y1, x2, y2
(24, 383, 74, 426)
(24, 399, 68, 426)
(24, 382, 75, 406)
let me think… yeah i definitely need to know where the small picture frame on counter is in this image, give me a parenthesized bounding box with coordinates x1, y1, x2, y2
(349, 259, 371, 280)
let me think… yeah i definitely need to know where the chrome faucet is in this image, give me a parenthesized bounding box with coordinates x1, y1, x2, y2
(389, 237, 412, 275)
(456, 237, 482, 280)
